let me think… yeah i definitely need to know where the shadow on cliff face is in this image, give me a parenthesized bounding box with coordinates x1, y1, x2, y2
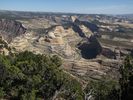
(78, 37, 102, 59)
(128, 49, 133, 59)
(72, 24, 86, 37)
(74, 19, 99, 33)
(80, 48, 97, 59)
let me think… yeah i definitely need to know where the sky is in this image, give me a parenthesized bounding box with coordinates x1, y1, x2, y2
(0, 0, 133, 14)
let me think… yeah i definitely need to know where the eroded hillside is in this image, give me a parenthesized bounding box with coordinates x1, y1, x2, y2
(1, 10, 133, 81)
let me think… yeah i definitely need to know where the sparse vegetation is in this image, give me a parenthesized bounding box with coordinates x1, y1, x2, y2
(97, 31, 133, 39)
(0, 14, 30, 21)
(90, 21, 115, 26)
(97, 37, 133, 48)
(117, 26, 133, 35)
(84, 77, 120, 100)
(62, 22, 82, 29)
(0, 39, 16, 56)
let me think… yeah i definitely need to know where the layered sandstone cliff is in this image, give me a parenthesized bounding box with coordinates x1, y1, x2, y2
(0, 12, 132, 81)
(0, 19, 26, 42)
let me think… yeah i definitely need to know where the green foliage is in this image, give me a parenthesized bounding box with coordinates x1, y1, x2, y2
(103, 54, 133, 100)
(118, 54, 133, 100)
(85, 77, 119, 100)
(4, 47, 133, 100)
(0, 87, 5, 99)
(0, 50, 67, 100)
(0, 39, 16, 57)
(60, 75, 84, 100)
(0, 45, 3, 49)
(2, 51, 5, 56)
(12, 47, 16, 51)
(50, 55, 62, 67)
(0, 54, 12, 99)
(0, 39, 5, 44)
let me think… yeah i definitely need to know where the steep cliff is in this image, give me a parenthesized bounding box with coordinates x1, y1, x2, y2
(74, 19, 99, 32)
(0, 11, 132, 81)
(0, 19, 26, 42)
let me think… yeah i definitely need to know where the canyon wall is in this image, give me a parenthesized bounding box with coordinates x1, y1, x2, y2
(0, 19, 26, 42)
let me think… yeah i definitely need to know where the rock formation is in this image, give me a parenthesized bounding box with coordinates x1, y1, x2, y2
(0, 11, 133, 81)
(0, 19, 26, 42)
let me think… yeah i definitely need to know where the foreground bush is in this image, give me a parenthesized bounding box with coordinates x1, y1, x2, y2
(0, 50, 84, 100)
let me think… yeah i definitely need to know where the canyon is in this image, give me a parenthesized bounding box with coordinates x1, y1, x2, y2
(0, 10, 133, 81)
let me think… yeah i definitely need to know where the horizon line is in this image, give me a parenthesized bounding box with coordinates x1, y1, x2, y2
(0, 9, 133, 15)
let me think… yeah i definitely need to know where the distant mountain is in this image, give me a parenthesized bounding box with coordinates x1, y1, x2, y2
(117, 14, 133, 19)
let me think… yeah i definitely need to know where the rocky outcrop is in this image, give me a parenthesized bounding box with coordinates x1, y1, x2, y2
(100, 59, 123, 68)
(0, 48, 9, 56)
(9, 35, 31, 51)
(98, 25, 119, 32)
(41, 25, 92, 44)
(100, 45, 132, 60)
(1, 12, 132, 81)
(74, 19, 99, 32)
(79, 25, 93, 38)
(78, 37, 102, 59)
(42, 15, 72, 24)
(89, 37, 102, 54)
(61, 59, 110, 80)
(72, 24, 86, 37)
(45, 33, 63, 44)
(0, 19, 26, 42)
(39, 26, 65, 44)
(6, 18, 132, 81)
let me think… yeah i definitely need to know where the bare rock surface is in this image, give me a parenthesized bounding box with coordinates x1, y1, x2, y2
(9, 21, 131, 81)
(0, 12, 133, 81)
(0, 19, 26, 42)
(61, 58, 110, 80)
